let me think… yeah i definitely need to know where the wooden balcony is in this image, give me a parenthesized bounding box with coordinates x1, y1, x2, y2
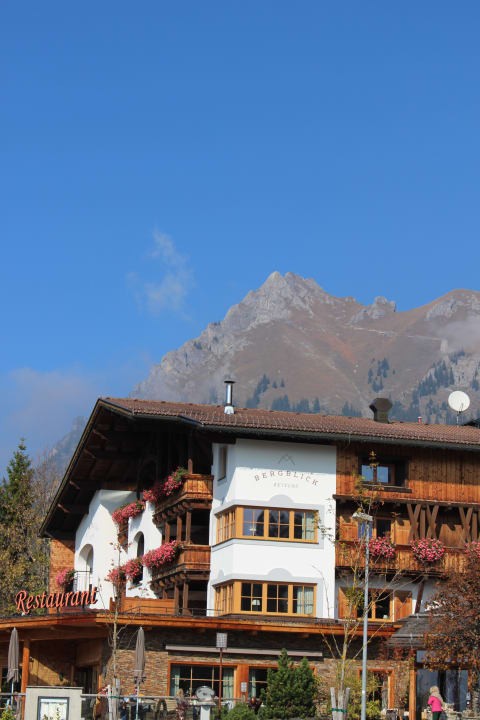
(153, 474, 213, 522)
(336, 541, 468, 576)
(110, 595, 175, 615)
(150, 544, 211, 590)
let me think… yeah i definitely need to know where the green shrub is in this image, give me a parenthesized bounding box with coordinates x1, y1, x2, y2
(1, 706, 16, 720)
(225, 704, 256, 720)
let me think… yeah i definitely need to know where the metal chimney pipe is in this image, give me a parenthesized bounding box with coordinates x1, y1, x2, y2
(224, 380, 235, 415)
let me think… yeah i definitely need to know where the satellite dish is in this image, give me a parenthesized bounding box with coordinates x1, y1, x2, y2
(195, 686, 215, 702)
(448, 390, 471, 413)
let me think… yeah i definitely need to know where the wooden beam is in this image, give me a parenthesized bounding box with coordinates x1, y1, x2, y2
(460, 507, 473, 544)
(187, 433, 194, 474)
(21, 640, 30, 694)
(420, 507, 426, 539)
(57, 504, 89, 515)
(185, 511, 192, 544)
(407, 503, 422, 542)
(426, 505, 439, 539)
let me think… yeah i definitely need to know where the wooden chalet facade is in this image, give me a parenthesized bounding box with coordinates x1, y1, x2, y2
(1, 395, 480, 716)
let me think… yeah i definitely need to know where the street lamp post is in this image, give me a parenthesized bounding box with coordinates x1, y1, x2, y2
(353, 511, 373, 720)
(216, 633, 228, 714)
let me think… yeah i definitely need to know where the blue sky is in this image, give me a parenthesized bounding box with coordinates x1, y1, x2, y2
(1, 1, 480, 472)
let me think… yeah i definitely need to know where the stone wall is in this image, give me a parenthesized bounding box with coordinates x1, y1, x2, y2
(99, 627, 409, 704)
(49, 539, 75, 595)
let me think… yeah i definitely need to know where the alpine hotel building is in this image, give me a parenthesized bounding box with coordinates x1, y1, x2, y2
(2, 389, 480, 717)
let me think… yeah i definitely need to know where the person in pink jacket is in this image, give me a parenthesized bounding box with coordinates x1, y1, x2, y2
(428, 686, 445, 720)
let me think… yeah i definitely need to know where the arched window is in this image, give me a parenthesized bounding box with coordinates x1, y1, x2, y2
(79, 544, 94, 591)
(134, 532, 144, 584)
(136, 533, 145, 558)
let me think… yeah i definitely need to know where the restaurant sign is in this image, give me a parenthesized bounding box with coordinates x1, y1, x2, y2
(15, 587, 98, 615)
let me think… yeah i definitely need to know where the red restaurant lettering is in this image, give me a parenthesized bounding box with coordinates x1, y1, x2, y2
(15, 587, 98, 615)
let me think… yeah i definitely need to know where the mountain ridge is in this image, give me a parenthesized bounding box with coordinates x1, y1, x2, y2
(53, 274, 480, 474)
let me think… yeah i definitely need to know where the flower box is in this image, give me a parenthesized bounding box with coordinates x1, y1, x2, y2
(410, 538, 445, 564)
(369, 536, 396, 560)
(112, 500, 145, 525)
(142, 467, 188, 504)
(142, 541, 182, 570)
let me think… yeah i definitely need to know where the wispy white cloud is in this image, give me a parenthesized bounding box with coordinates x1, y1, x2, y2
(128, 231, 194, 315)
(0, 367, 101, 476)
(0, 352, 154, 476)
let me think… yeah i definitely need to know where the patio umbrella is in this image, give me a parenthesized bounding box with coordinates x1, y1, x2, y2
(7, 628, 19, 706)
(134, 627, 146, 720)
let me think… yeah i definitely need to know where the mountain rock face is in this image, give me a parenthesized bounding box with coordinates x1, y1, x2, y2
(133, 272, 480, 423)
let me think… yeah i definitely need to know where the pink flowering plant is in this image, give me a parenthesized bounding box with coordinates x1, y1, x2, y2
(369, 536, 396, 560)
(465, 541, 480, 560)
(55, 568, 76, 589)
(410, 538, 445, 564)
(112, 500, 145, 525)
(106, 566, 126, 586)
(142, 467, 188, 503)
(142, 540, 182, 569)
(124, 557, 143, 583)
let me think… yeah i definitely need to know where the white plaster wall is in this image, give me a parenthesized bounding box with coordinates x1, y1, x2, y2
(208, 438, 337, 618)
(126, 501, 163, 598)
(75, 489, 135, 609)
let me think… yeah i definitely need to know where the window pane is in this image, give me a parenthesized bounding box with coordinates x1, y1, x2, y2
(278, 585, 288, 598)
(278, 597, 288, 613)
(249, 668, 268, 698)
(266, 598, 276, 612)
(242, 582, 251, 596)
(222, 668, 234, 699)
(267, 584, 277, 598)
(377, 466, 390, 483)
(279, 511, 289, 524)
(241, 597, 252, 611)
(243, 509, 264, 536)
(252, 584, 262, 597)
(375, 594, 390, 619)
(361, 464, 375, 482)
(376, 518, 391, 537)
(279, 522, 289, 538)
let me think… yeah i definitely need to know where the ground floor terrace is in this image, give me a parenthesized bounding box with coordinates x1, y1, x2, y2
(0, 609, 436, 718)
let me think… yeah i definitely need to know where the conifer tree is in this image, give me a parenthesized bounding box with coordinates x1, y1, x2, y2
(261, 649, 296, 719)
(0, 440, 49, 615)
(261, 650, 316, 719)
(292, 658, 316, 718)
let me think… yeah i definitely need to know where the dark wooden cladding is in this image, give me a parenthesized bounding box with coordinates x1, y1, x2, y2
(336, 542, 467, 576)
(44, 402, 214, 538)
(337, 442, 480, 503)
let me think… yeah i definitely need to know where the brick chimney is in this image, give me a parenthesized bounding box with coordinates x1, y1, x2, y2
(369, 397, 393, 423)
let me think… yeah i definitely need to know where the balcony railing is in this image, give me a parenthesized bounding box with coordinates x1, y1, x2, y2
(150, 544, 211, 583)
(336, 541, 468, 576)
(153, 474, 213, 520)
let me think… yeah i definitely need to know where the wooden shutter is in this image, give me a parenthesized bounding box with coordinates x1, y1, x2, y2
(338, 587, 348, 619)
(394, 591, 412, 620)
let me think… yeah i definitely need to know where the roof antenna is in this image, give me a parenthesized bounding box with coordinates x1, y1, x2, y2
(448, 390, 470, 425)
(224, 380, 235, 415)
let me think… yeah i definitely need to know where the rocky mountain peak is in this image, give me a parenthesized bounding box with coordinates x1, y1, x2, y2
(132, 274, 480, 424)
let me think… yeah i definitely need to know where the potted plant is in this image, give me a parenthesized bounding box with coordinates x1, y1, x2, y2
(55, 568, 76, 591)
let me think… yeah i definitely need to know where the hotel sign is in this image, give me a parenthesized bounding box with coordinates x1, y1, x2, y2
(15, 587, 98, 615)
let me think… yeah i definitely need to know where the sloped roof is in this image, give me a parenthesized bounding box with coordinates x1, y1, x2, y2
(102, 397, 480, 449)
(387, 613, 430, 648)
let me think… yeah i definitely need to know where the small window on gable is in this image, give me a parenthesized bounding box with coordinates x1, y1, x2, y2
(360, 457, 407, 487)
(218, 446, 227, 482)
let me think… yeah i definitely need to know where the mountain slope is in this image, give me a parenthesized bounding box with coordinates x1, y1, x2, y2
(133, 272, 480, 423)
